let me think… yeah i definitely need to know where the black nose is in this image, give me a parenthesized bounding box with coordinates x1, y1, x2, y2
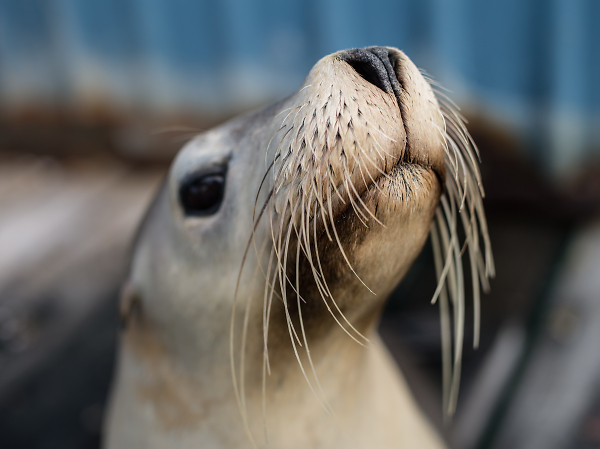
(339, 47, 402, 97)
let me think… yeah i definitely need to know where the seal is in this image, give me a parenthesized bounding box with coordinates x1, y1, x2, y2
(104, 47, 493, 449)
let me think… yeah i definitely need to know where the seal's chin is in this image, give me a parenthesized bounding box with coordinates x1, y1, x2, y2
(312, 158, 442, 295)
(363, 162, 441, 213)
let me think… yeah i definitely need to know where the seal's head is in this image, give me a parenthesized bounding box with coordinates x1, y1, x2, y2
(109, 47, 493, 448)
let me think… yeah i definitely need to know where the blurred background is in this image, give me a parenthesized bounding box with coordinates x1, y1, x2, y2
(1, 1, 600, 448)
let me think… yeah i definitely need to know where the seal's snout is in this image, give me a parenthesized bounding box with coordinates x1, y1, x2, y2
(339, 47, 401, 99)
(269, 46, 447, 226)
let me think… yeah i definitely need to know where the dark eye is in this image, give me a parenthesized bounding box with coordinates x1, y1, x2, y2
(179, 173, 225, 216)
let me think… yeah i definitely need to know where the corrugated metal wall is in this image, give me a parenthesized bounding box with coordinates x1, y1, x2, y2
(1, 0, 598, 174)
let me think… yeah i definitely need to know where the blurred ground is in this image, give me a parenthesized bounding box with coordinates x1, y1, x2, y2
(0, 112, 599, 449)
(0, 152, 165, 449)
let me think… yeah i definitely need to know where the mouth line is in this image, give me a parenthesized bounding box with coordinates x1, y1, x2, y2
(364, 139, 445, 202)
(316, 158, 440, 237)
(364, 158, 442, 204)
(313, 131, 444, 231)
(395, 156, 445, 193)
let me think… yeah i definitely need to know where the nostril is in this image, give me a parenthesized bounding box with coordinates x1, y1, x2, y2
(339, 48, 400, 97)
(345, 59, 389, 94)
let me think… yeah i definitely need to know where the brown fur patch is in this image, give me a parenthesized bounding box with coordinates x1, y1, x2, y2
(124, 305, 215, 430)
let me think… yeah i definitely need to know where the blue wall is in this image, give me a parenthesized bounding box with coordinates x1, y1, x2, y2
(0, 0, 598, 173)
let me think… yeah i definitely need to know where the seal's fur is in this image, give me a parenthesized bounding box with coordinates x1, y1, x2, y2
(104, 47, 493, 449)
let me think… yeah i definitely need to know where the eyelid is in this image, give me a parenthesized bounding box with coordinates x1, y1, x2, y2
(180, 161, 229, 185)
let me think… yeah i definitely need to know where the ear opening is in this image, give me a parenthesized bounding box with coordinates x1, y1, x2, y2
(119, 281, 142, 329)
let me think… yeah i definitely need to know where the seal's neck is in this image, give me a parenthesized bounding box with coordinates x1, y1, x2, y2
(106, 307, 444, 449)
